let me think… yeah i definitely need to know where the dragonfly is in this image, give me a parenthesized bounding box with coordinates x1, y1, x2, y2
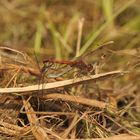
(1, 41, 112, 111)
(41, 41, 114, 79)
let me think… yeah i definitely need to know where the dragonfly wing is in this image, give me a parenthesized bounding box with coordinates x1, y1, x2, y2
(47, 65, 73, 78)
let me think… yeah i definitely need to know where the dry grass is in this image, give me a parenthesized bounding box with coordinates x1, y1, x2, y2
(0, 0, 140, 139)
(0, 45, 139, 140)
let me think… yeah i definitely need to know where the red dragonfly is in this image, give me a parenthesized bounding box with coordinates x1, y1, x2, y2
(41, 41, 114, 78)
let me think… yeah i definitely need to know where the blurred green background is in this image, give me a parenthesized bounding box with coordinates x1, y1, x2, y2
(0, 0, 139, 59)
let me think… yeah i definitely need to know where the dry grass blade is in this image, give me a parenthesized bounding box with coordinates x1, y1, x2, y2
(94, 134, 140, 140)
(0, 126, 18, 136)
(103, 114, 138, 136)
(0, 121, 29, 136)
(20, 111, 75, 116)
(45, 93, 107, 109)
(0, 46, 28, 65)
(62, 113, 79, 139)
(22, 98, 49, 140)
(0, 70, 127, 94)
(65, 134, 140, 140)
(76, 18, 84, 57)
(0, 46, 25, 57)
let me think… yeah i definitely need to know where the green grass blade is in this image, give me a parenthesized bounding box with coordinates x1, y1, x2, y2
(34, 20, 44, 54)
(102, 0, 114, 23)
(79, 0, 136, 57)
(47, 22, 62, 59)
(34, 5, 45, 54)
